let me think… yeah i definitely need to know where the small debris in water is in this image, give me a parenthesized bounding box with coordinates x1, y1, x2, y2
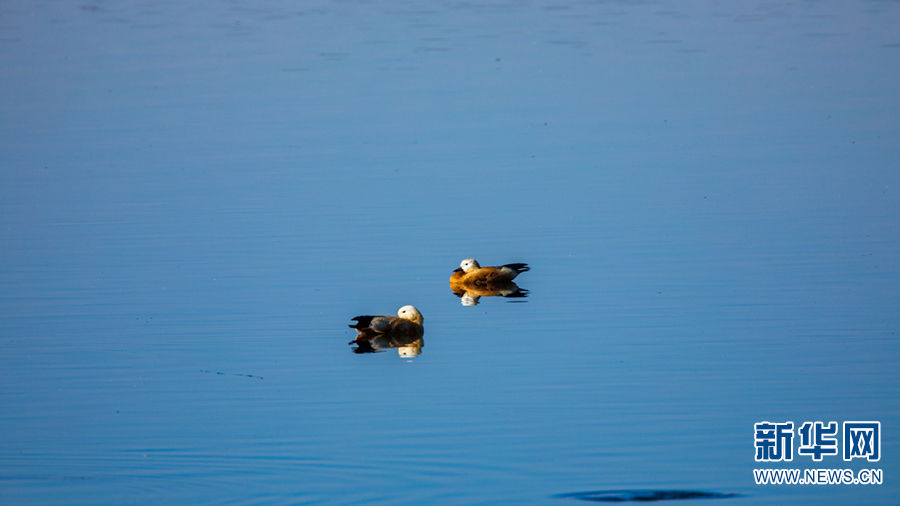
(200, 369, 264, 380)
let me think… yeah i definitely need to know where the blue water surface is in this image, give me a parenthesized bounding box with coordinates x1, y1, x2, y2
(1, 1, 898, 504)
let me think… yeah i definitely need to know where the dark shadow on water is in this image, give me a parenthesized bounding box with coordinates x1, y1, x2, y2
(554, 490, 741, 502)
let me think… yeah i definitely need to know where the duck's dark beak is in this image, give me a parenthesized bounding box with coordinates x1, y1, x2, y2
(453, 267, 463, 273)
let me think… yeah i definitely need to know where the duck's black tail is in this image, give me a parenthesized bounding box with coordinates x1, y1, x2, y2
(349, 315, 375, 329)
(502, 263, 530, 274)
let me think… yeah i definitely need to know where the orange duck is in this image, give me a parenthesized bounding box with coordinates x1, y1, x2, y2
(348, 305, 424, 357)
(348, 305, 424, 340)
(449, 258, 529, 286)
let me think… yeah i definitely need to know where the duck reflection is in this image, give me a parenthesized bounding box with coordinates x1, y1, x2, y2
(350, 334, 424, 357)
(450, 279, 528, 306)
(348, 305, 424, 357)
(449, 258, 530, 306)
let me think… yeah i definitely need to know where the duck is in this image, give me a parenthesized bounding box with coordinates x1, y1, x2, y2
(348, 305, 424, 341)
(449, 258, 529, 287)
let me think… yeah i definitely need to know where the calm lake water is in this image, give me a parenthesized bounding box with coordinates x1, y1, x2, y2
(1, 1, 898, 504)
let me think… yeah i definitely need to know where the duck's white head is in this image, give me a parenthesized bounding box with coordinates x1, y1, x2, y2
(459, 258, 480, 272)
(397, 305, 423, 324)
